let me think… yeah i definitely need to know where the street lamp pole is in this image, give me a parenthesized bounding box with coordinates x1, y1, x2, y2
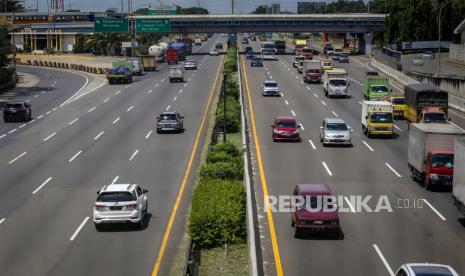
(437, 0, 451, 75)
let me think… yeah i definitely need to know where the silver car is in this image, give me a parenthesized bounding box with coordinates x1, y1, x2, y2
(395, 263, 459, 276)
(320, 118, 352, 146)
(93, 183, 148, 230)
(262, 80, 280, 96)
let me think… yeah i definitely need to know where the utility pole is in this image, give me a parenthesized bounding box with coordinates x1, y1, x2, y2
(437, 0, 451, 75)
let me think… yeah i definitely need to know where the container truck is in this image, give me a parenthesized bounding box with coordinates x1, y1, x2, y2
(404, 84, 448, 124)
(274, 40, 286, 54)
(408, 123, 465, 190)
(177, 38, 192, 55)
(303, 60, 322, 83)
(169, 42, 187, 61)
(453, 138, 465, 216)
(361, 101, 394, 138)
(139, 55, 157, 71)
(363, 77, 390, 100)
(323, 68, 349, 98)
(165, 49, 179, 64)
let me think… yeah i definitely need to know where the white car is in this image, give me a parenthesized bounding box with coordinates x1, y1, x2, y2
(93, 183, 148, 230)
(210, 49, 219, 56)
(395, 263, 459, 276)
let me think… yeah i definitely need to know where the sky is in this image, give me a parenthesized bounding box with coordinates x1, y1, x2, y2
(24, 0, 335, 14)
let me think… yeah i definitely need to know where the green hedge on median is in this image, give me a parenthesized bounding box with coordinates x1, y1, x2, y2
(216, 96, 241, 133)
(189, 178, 246, 249)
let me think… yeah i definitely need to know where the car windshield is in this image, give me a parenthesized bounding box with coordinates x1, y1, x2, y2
(265, 82, 277, 87)
(253, 58, 262, 61)
(371, 85, 388, 92)
(431, 154, 454, 168)
(392, 98, 405, 105)
(276, 120, 296, 128)
(97, 192, 135, 202)
(367, 71, 379, 76)
(305, 69, 320, 74)
(326, 123, 348, 131)
(423, 112, 446, 123)
(160, 114, 177, 120)
(340, 55, 348, 58)
(302, 48, 312, 53)
(302, 195, 334, 210)
(6, 103, 22, 108)
(329, 79, 347, 86)
(323, 62, 332, 66)
(262, 50, 274, 55)
(411, 265, 455, 276)
(370, 112, 393, 123)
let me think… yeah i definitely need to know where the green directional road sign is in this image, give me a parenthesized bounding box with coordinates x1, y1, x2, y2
(95, 18, 129, 33)
(136, 18, 171, 33)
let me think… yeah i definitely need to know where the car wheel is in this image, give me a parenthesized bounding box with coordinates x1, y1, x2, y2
(294, 227, 301, 238)
(336, 230, 344, 240)
(291, 218, 295, 227)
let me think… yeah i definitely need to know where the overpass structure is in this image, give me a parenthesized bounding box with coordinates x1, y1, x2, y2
(10, 13, 386, 54)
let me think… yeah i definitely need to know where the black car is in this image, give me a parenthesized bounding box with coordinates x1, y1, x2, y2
(245, 51, 254, 59)
(3, 102, 32, 122)
(365, 70, 379, 76)
(244, 46, 253, 53)
(338, 54, 349, 63)
(251, 56, 263, 67)
(156, 111, 184, 133)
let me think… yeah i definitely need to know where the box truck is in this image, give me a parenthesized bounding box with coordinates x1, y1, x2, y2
(323, 68, 349, 98)
(361, 101, 394, 138)
(453, 138, 465, 216)
(408, 123, 465, 190)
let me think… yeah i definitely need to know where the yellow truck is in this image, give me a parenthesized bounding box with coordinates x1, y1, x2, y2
(361, 101, 394, 138)
(321, 59, 334, 71)
(390, 95, 407, 120)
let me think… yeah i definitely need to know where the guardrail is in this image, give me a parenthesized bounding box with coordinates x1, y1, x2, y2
(21, 59, 109, 75)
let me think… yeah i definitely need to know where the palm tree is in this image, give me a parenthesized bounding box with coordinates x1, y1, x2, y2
(84, 33, 130, 56)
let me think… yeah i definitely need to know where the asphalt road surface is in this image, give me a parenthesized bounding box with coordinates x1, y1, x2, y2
(240, 37, 465, 276)
(0, 35, 224, 276)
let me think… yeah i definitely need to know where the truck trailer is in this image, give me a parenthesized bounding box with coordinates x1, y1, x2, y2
(453, 138, 465, 216)
(408, 123, 465, 190)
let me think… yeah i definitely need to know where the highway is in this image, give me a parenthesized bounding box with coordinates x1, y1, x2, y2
(0, 35, 224, 276)
(240, 37, 465, 275)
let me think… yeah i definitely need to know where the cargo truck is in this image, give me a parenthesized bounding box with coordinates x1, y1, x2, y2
(390, 95, 407, 120)
(453, 138, 465, 216)
(107, 66, 132, 84)
(323, 68, 349, 98)
(169, 43, 187, 61)
(139, 56, 157, 71)
(408, 124, 465, 190)
(169, 66, 184, 83)
(165, 49, 179, 64)
(274, 40, 286, 54)
(303, 60, 322, 83)
(361, 101, 394, 138)
(404, 84, 448, 124)
(363, 77, 390, 100)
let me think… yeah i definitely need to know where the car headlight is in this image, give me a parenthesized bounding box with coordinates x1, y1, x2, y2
(430, 174, 438, 181)
(368, 126, 375, 131)
(273, 129, 280, 134)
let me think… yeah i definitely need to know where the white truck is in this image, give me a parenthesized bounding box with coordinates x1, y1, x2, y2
(194, 37, 201, 46)
(361, 101, 394, 138)
(453, 138, 465, 216)
(322, 68, 349, 98)
(408, 124, 465, 190)
(168, 66, 184, 83)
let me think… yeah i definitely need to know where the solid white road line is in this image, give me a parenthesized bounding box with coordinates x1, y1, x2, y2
(9, 152, 28, 164)
(322, 162, 333, 176)
(69, 217, 89, 241)
(373, 244, 394, 276)
(166, 105, 171, 111)
(45, 111, 52, 115)
(344, 197, 356, 213)
(394, 125, 402, 132)
(145, 130, 152, 139)
(111, 176, 119, 184)
(385, 162, 402, 178)
(331, 111, 338, 117)
(18, 124, 27, 129)
(129, 149, 139, 161)
(127, 105, 134, 112)
(291, 110, 296, 116)
(422, 199, 447, 221)
(37, 115, 44, 119)
(8, 129, 17, 134)
(68, 118, 79, 125)
(88, 106, 96, 113)
(362, 141, 374, 152)
(43, 132, 57, 142)
(29, 119, 35, 124)
(52, 107, 58, 111)
(0, 218, 5, 224)
(321, 101, 327, 106)
(68, 150, 82, 163)
(308, 139, 316, 150)
(112, 117, 120, 124)
(103, 97, 110, 103)
(32, 177, 53, 194)
(285, 100, 289, 105)
(94, 131, 104, 140)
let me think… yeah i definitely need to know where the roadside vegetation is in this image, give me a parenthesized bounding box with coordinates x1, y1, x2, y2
(0, 26, 16, 92)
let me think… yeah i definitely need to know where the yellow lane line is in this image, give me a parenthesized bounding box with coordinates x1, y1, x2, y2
(151, 55, 225, 276)
(241, 54, 284, 275)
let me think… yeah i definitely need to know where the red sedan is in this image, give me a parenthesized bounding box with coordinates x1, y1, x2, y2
(271, 116, 301, 142)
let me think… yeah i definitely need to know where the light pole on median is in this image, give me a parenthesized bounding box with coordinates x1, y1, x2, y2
(437, 0, 452, 75)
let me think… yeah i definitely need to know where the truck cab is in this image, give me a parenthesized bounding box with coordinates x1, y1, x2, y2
(424, 151, 454, 189)
(303, 60, 322, 83)
(404, 84, 448, 123)
(361, 101, 394, 138)
(419, 107, 448, 124)
(323, 69, 349, 98)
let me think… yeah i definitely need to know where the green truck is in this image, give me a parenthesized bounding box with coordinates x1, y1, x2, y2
(363, 77, 390, 100)
(107, 61, 133, 84)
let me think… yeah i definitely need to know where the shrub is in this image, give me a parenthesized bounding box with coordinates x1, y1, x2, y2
(189, 178, 246, 249)
(211, 141, 241, 157)
(200, 162, 243, 180)
(225, 77, 240, 99)
(216, 96, 241, 133)
(206, 150, 242, 168)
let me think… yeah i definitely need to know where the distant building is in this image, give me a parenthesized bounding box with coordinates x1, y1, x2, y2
(297, 2, 326, 14)
(271, 3, 281, 14)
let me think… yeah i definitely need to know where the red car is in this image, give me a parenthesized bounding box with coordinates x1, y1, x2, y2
(291, 184, 342, 239)
(271, 116, 301, 142)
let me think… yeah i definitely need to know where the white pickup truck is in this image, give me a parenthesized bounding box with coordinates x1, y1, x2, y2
(323, 68, 349, 98)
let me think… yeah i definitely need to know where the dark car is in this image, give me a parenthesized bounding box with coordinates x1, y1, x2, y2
(291, 184, 342, 239)
(244, 46, 253, 53)
(245, 51, 254, 59)
(242, 38, 249, 44)
(3, 102, 32, 123)
(156, 111, 184, 133)
(365, 70, 379, 76)
(250, 36, 256, 41)
(338, 54, 349, 63)
(251, 56, 263, 67)
(271, 116, 301, 142)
